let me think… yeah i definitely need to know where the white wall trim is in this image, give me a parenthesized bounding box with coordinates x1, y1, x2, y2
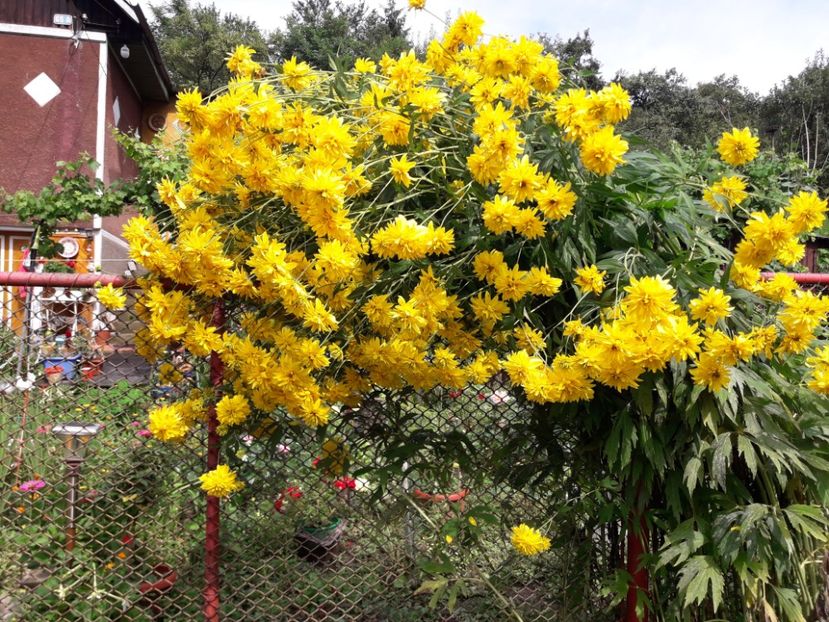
(102, 228, 130, 249)
(0, 23, 107, 42)
(93, 40, 108, 271)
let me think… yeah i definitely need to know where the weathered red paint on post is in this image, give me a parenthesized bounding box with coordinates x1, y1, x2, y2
(625, 513, 648, 622)
(204, 299, 225, 622)
(760, 271, 829, 284)
(0, 271, 136, 288)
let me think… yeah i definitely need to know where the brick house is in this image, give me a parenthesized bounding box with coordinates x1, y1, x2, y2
(0, 0, 174, 329)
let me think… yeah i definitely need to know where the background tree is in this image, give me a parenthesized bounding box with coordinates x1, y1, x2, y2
(616, 70, 760, 150)
(760, 52, 829, 188)
(269, 0, 410, 69)
(150, 0, 268, 94)
(536, 30, 604, 90)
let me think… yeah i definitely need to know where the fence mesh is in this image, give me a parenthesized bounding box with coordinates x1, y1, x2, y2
(0, 274, 619, 621)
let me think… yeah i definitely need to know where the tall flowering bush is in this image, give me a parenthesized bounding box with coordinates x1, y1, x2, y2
(123, 11, 829, 619)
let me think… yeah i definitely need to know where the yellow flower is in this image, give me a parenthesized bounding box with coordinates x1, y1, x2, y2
(690, 352, 731, 392)
(579, 126, 628, 176)
(148, 404, 189, 442)
(409, 0, 425, 9)
(596, 83, 632, 124)
(216, 394, 251, 430)
(482, 195, 520, 234)
(785, 190, 827, 234)
(689, 287, 733, 325)
(717, 127, 759, 166)
(536, 179, 577, 221)
(353, 58, 376, 73)
(389, 155, 416, 187)
(199, 465, 244, 498)
(157, 362, 184, 385)
(96, 283, 127, 310)
(511, 523, 550, 556)
(468, 517, 478, 527)
(621, 276, 677, 323)
(703, 176, 748, 211)
(281, 56, 314, 91)
(445, 534, 453, 544)
(574, 265, 606, 295)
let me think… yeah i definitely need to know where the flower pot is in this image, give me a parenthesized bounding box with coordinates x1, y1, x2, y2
(44, 366, 63, 385)
(95, 330, 112, 347)
(80, 357, 104, 381)
(41, 355, 81, 381)
(295, 518, 346, 564)
(412, 487, 470, 512)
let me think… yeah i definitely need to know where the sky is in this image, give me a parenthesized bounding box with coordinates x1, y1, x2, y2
(135, 0, 829, 94)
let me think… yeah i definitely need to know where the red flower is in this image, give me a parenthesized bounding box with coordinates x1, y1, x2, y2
(274, 486, 303, 513)
(448, 389, 463, 398)
(476, 392, 485, 400)
(311, 457, 321, 468)
(121, 533, 134, 546)
(333, 476, 356, 491)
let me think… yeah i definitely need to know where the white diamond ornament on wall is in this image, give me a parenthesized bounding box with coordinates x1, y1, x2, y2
(24, 72, 61, 107)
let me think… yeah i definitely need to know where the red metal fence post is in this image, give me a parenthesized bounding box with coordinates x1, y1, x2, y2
(625, 508, 648, 622)
(204, 299, 225, 622)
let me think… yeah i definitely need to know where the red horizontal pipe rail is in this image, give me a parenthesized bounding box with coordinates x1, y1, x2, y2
(0, 271, 137, 288)
(760, 272, 829, 284)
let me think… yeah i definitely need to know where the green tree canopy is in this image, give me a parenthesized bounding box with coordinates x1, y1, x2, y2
(616, 69, 760, 150)
(761, 51, 829, 188)
(150, 0, 268, 94)
(269, 0, 411, 69)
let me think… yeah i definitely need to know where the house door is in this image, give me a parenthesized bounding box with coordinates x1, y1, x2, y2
(1, 235, 33, 334)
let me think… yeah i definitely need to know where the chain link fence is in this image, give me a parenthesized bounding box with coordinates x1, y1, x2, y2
(0, 271, 625, 621)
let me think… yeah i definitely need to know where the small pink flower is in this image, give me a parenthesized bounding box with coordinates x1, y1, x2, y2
(488, 389, 514, 406)
(130, 421, 141, 427)
(35, 425, 50, 434)
(276, 443, 290, 455)
(19, 479, 46, 492)
(137, 429, 152, 438)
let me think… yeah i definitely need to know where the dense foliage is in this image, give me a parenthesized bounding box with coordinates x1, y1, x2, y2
(117, 8, 829, 619)
(150, 0, 269, 94)
(270, 0, 411, 70)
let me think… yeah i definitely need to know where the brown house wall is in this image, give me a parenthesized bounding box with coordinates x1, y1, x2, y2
(0, 33, 99, 194)
(105, 55, 142, 184)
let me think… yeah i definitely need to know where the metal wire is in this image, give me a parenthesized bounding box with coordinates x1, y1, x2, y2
(0, 272, 614, 621)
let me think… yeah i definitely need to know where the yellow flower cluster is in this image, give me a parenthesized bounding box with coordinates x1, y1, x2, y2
(125, 13, 829, 499)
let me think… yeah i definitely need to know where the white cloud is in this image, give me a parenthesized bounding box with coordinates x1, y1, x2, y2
(137, 0, 829, 93)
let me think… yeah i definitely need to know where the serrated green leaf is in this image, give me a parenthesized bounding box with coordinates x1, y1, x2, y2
(678, 555, 724, 612)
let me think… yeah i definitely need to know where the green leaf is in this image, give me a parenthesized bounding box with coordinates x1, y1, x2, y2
(783, 505, 829, 542)
(684, 457, 704, 494)
(678, 555, 724, 612)
(736, 435, 758, 478)
(770, 586, 806, 622)
(414, 578, 448, 596)
(658, 520, 705, 569)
